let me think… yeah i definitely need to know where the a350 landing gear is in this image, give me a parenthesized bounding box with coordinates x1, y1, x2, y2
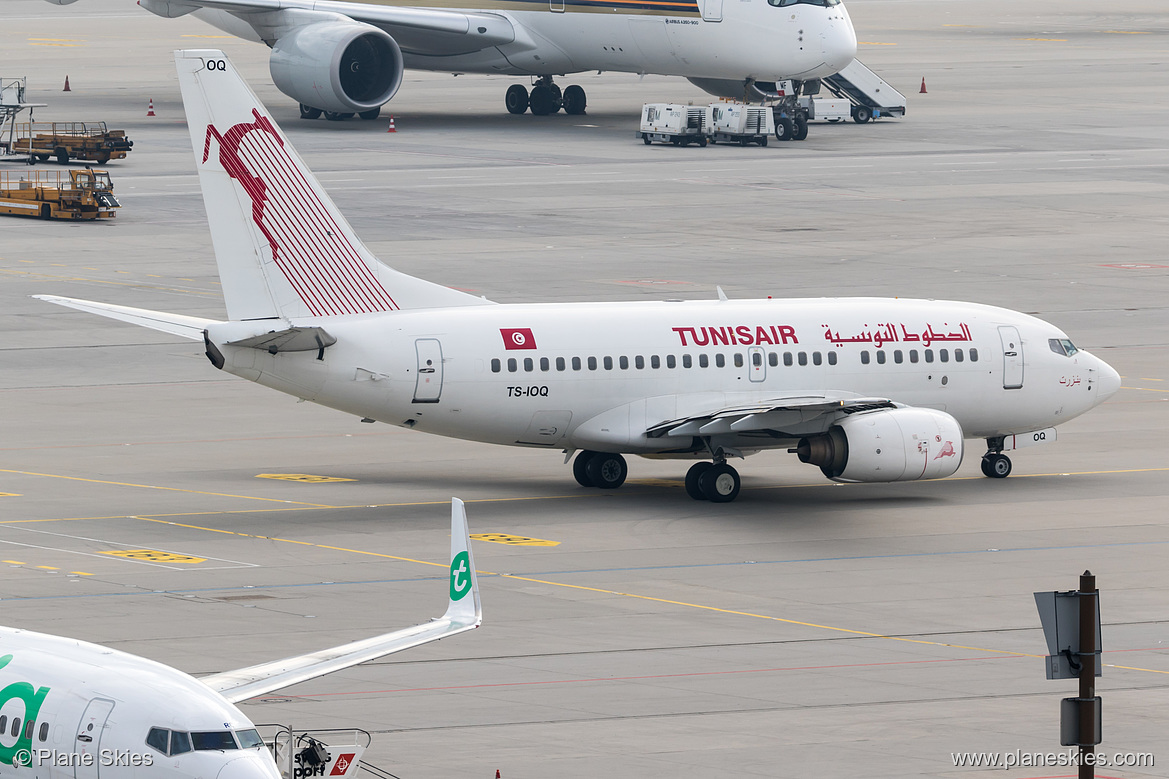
(573, 451, 628, 489)
(685, 461, 741, 503)
(981, 437, 1012, 478)
(505, 78, 587, 116)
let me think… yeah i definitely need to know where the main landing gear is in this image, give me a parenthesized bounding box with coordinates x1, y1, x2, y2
(299, 104, 382, 121)
(981, 437, 1012, 478)
(505, 77, 587, 116)
(572, 449, 743, 502)
(573, 451, 628, 489)
(684, 461, 741, 503)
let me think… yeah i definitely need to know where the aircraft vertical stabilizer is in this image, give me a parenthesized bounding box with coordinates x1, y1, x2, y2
(173, 50, 491, 321)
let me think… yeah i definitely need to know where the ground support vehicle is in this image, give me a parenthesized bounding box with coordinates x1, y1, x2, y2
(639, 104, 707, 147)
(817, 59, 906, 123)
(705, 104, 774, 146)
(797, 96, 852, 123)
(10, 122, 133, 164)
(0, 168, 120, 220)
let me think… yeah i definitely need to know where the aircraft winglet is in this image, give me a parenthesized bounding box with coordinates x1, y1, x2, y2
(201, 498, 482, 703)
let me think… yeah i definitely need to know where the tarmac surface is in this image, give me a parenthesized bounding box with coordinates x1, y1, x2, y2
(2, 0, 1168, 776)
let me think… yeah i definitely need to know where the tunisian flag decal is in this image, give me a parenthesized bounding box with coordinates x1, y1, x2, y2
(501, 328, 537, 350)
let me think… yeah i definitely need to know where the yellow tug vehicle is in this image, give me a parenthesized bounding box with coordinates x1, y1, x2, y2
(0, 168, 120, 220)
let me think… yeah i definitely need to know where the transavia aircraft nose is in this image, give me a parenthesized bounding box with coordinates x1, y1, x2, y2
(1097, 359, 1122, 402)
(217, 756, 283, 779)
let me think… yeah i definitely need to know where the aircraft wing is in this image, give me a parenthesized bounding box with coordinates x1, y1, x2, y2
(139, 0, 516, 53)
(200, 498, 482, 703)
(646, 394, 897, 438)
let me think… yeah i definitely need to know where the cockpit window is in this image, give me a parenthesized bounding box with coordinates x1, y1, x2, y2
(236, 729, 264, 749)
(171, 731, 192, 755)
(1048, 338, 1079, 357)
(768, 0, 840, 7)
(146, 728, 169, 754)
(192, 731, 239, 751)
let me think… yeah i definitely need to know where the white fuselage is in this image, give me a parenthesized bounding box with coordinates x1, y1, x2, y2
(195, 0, 858, 82)
(213, 297, 1119, 456)
(0, 627, 280, 779)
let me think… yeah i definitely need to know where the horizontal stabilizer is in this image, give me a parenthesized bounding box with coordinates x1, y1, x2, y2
(227, 326, 337, 353)
(202, 498, 481, 703)
(32, 295, 218, 341)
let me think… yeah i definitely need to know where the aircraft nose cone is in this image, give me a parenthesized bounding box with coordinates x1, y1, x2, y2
(217, 755, 282, 779)
(1096, 359, 1121, 402)
(821, 15, 858, 72)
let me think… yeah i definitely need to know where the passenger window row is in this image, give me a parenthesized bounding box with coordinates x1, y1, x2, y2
(859, 348, 978, 365)
(491, 351, 839, 374)
(0, 714, 48, 742)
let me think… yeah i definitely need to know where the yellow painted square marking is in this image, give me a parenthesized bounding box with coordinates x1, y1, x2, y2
(471, 533, 559, 547)
(99, 549, 207, 564)
(255, 473, 356, 483)
(0, 493, 21, 497)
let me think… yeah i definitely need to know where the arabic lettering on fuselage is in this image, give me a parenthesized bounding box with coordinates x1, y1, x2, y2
(820, 322, 973, 348)
(671, 325, 799, 347)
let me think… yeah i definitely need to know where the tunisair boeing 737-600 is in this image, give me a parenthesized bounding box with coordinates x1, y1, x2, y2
(36, 50, 1121, 504)
(43, 0, 857, 118)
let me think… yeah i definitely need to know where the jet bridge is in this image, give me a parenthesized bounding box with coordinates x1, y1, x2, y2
(815, 59, 906, 124)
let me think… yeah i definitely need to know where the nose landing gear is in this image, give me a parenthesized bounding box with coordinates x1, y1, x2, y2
(981, 437, 1012, 478)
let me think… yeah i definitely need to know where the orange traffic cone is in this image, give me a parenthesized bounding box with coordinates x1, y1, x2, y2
(919, 78, 928, 94)
(147, 99, 156, 117)
(63, 76, 71, 92)
(386, 115, 396, 133)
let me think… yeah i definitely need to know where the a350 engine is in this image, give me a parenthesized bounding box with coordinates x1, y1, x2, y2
(270, 20, 404, 114)
(796, 408, 964, 483)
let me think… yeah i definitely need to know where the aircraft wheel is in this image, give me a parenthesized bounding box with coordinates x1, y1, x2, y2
(529, 85, 556, 116)
(300, 104, 322, 120)
(852, 105, 872, 124)
(775, 118, 794, 141)
(359, 107, 382, 120)
(793, 117, 809, 140)
(685, 462, 713, 501)
(586, 453, 627, 489)
(505, 84, 529, 115)
(981, 453, 1012, 479)
(700, 463, 741, 503)
(573, 451, 597, 487)
(563, 84, 587, 115)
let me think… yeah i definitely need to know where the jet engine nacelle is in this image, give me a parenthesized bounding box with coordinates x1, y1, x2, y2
(796, 408, 964, 483)
(270, 21, 404, 114)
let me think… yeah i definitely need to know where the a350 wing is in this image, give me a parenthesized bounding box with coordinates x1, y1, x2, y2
(200, 499, 482, 703)
(646, 393, 897, 439)
(141, 0, 516, 53)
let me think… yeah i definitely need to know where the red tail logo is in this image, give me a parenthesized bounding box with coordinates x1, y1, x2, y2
(202, 111, 398, 315)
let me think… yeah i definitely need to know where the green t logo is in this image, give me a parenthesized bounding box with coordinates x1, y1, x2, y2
(449, 551, 471, 601)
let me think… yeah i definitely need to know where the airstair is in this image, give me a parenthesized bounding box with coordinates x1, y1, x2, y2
(257, 725, 399, 779)
(819, 59, 906, 123)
